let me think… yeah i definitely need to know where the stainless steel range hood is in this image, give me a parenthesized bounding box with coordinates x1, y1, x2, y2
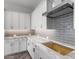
(42, 0, 74, 18)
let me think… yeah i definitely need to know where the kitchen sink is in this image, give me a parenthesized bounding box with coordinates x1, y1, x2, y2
(43, 42, 74, 55)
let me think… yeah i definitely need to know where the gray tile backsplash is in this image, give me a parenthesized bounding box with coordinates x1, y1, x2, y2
(47, 14, 74, 45)
(47, 13, 74, 30)
(36, 14, 75, 46)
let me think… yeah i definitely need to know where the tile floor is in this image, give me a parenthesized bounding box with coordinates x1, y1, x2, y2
(4, 51, 32, 59)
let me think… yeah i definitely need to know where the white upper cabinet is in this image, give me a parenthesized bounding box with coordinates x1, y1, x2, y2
(31, 0, 47, 29)
(4, 11, 30, 30)
(4, 11, 12, 29)
(19, 13, 25, 29)
(12, 12, 19, 29)
(19, 13, 30, 29)
(25, 14, 30, 29)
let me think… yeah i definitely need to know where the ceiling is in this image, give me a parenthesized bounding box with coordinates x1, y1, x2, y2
(4, 0, 42, 13)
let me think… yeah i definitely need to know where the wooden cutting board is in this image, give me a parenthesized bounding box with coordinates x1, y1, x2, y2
(43, 42, 74, 55)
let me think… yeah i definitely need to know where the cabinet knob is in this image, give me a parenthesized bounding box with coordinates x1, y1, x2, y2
(35, 45, 37, 47)
(11, 26, 13, 29)
(61, 0, 64, 2)
(11, 43, 13, 46)
(40, 57, 42, 59)
(33, 48, 35, 52)
(28, 43, 30, 45)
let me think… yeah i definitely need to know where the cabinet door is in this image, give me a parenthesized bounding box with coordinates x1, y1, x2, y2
(39, 49, 55, 59)
(24, 14, 30, 29)
(19, 13, 25, 29)
(27, 39, 34, 59)
(38, 44, 61, 59)
(34, 44, 39, 59)
(10, 39, 19, 54)
(4, 11, 12, 29)
(4, 40, 11, 55)
(19, 38, 27, 52)
(39, 48, 48, 59)
(12, 12, 19, 29)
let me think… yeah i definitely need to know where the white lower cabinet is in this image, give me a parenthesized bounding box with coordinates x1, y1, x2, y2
(38, 45, 51, 59)
(10, 39, 19, 54)
(4, 39, 19, 55)
(4, 40, 12, 55)
(27, 39, 61, 59)
(27, 40, 40, 59)
(39, 50, 48, 59)
(27, 39, 34, 59)
(27, 39, 48, 59)
(19, 38, 27, 52)
(38, 44, 61, 59)
(4, 37, 27, 56)
(34, 44, 39, 59)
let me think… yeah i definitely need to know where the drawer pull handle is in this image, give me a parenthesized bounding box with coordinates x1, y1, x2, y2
(40, 57, 42, 59)
(33, 48, 35, 52)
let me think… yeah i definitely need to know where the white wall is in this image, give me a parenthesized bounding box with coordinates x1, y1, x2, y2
(4, 11, 31, 30)
(31, 0, 47, 29)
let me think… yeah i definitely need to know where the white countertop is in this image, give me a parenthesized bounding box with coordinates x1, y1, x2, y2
(27, 35, 75, 49)
(5, 35, 75, 49)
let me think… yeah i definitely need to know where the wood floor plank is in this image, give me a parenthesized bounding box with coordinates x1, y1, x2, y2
(4, 51, 32, 59)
